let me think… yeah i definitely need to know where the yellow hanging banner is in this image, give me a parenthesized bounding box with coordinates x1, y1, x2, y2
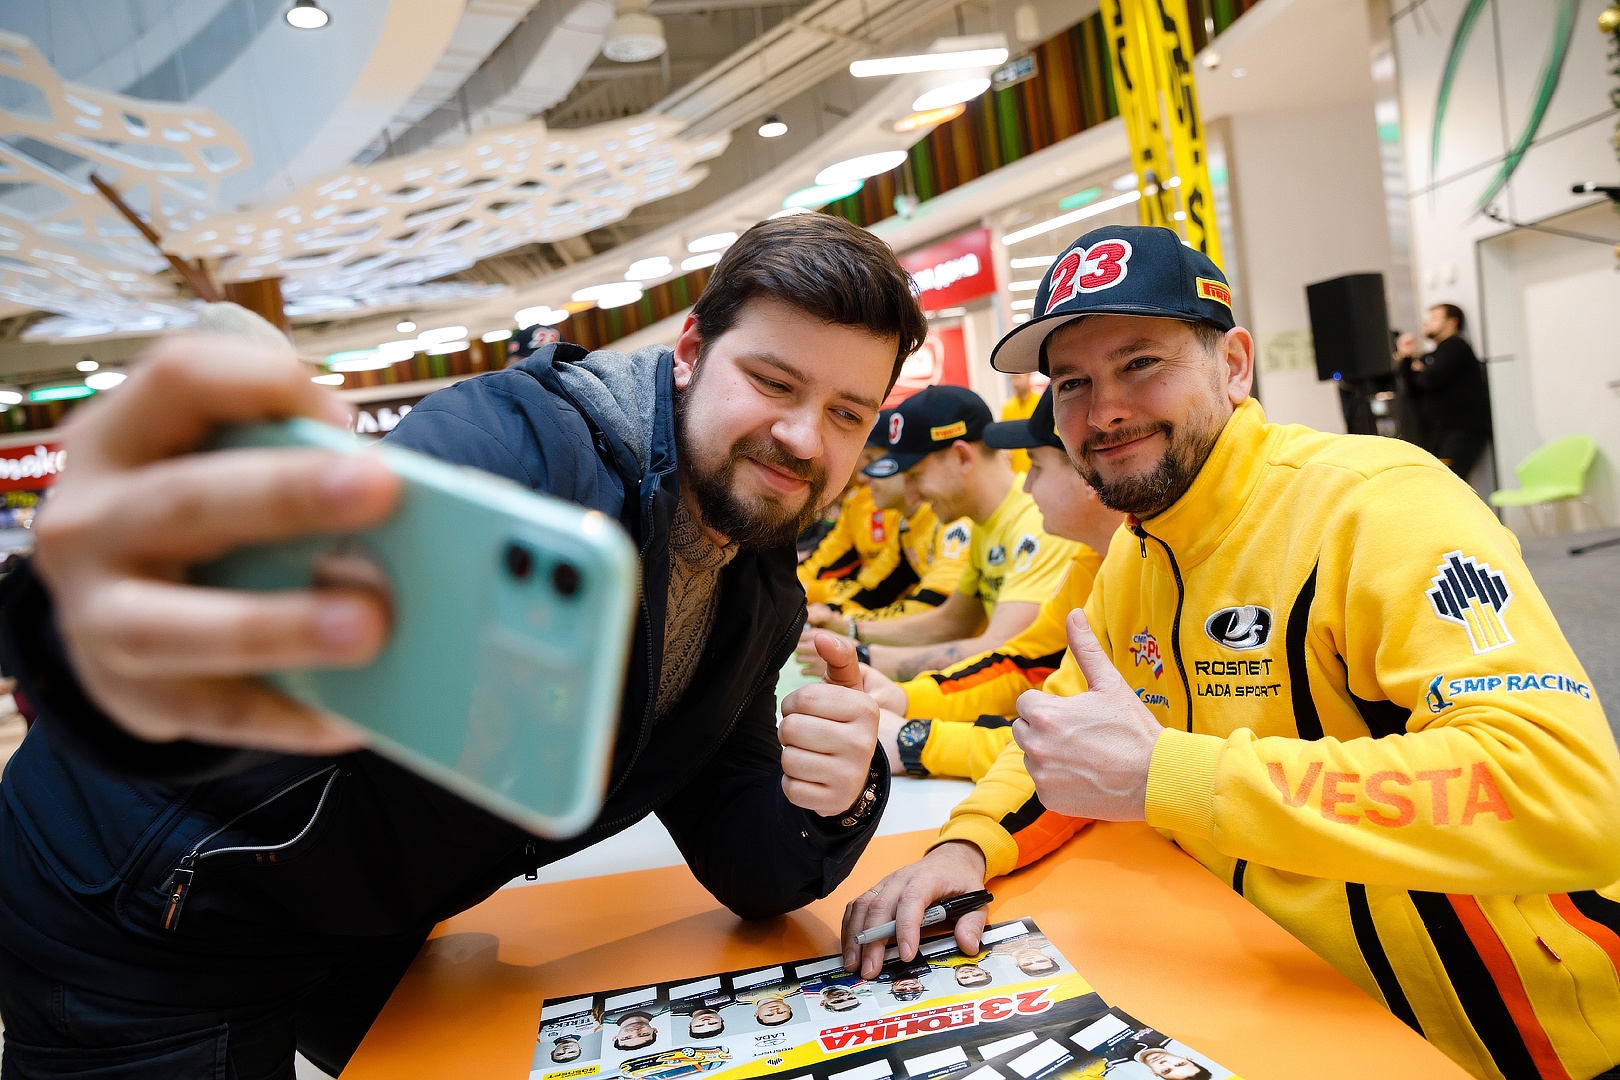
(1100, 0, 1224, 268)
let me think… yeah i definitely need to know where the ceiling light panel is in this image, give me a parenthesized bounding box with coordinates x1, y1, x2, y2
(850, 47, 1008, 77)
(815, 152, 909, 186)
(911, 78, 991, 112)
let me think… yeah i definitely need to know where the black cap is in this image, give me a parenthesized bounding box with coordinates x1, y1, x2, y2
(867, 409, 895, 448)
(984, 387, 1061, 451)
(864, 384, 992, 478)
(991, 225, 1235, 375)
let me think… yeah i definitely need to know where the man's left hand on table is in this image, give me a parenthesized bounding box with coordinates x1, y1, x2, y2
(1013, 610, 1165, 822)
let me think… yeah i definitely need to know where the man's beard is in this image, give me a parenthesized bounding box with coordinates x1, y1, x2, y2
(1071, 413, 1224, 519)
(675, 389, 828, 551)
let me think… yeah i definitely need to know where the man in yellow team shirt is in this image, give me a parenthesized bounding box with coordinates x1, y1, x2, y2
(797, 439, 908, 610)
(843, 225, 1620, 1080)
(998, 371, 1040, 474)
(808, 411, 974, 622)
(861, 386, 1123, 782)
(797, 385, 1077, 682)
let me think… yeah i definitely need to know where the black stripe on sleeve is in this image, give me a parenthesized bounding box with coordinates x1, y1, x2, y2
(973, 715, 1013, 729)
(1569, 891, 1620, 937)
(997, 793, 1049, 836)
(1345, 884, 1423, 1034)
(1285, 563, 1324, 741)
(1231, 858, 1247, 895)
(910, 589, 949, 608)
(846, 559, 920, 610)
(1408, 891, 1540, 1079)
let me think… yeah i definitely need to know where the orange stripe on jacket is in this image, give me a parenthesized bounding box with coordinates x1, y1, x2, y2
(1549, 893, 1620, 981)
(1012, 812, 1088, 869)
(1448, 895, 1572, 1080)
(937, 657, 1059, 694)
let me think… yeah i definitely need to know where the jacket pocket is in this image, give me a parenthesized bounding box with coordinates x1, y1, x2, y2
(0, 1023, 230, 1080)
(137, 765, 343, 933)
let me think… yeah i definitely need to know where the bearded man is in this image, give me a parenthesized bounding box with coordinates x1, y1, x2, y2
(0, 214, 924, 1078)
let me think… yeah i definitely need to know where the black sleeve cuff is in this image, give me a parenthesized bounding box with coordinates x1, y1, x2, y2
(0, 559, 269, 783)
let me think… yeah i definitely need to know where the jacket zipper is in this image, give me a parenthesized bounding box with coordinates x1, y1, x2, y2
(1131, 524, 1195, 733)
(160, 765, 341, 931)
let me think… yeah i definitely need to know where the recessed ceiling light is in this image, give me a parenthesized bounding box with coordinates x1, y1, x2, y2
(1231, 67, 1247, 78)
(768, 206, 816, 219)
(1010, 298, 1036, 310)
(29, 383, 97, 402)
(0, 390, 21, 406)
(481, 329, 512, 343)
(626, 256, 673, 281)
(1058, 187, 1102, 210)
(850, 46, 1008, 78)
(572, 282, 644, 307)
(1001, 190, 1142, 245)
(326, 350, 398, 372)
(312, 373, 346, 385)
(1009, 255, 1058, 268)
(682, 251, 723, 271)
(1111, 172, 1139, 191)
(783, 180, 864, 209)
(396, 320, 416, 333)
(76, 359, 99, 372)
(516, 306, 569, 327)
(688, 232, 737, 253)
(815, 152, 908, 186)
(285, 0, 330, 29)
(911, 77, 990, 112)
(84, 371, 127, 390)
(758, 115, 788, 138)
(418, 325, 468, 345)
(1008, 279, 1042, 291)
(1200, 51, 1221, 69)
(425, 340, 471, 356)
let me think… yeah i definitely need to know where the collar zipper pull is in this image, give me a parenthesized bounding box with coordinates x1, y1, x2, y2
(163, 853, 198, 931)
(1131, 523, 1148, 558)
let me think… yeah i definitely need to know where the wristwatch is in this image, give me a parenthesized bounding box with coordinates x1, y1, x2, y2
(896, 719, 932, 778)
(855, 642, 872, 666)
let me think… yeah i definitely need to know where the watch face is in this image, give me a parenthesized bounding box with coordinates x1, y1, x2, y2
(898, 720, 930, 749)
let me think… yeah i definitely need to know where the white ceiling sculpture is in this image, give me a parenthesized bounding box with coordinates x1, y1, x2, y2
(0, 31, 250, 340)
(166, 116, 728, 320)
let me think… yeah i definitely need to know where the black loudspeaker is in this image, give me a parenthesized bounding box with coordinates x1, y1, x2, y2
(1305, 273, 1392, 382)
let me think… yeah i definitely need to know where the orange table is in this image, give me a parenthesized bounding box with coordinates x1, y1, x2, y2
(344, 823, 1469, 1079)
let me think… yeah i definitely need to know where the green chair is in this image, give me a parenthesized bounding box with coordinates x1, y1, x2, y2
(1489, 434, 1601, 534)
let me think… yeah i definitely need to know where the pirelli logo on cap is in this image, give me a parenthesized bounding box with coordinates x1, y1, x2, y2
(1196, 278, 1232, 309)
(930, 420, 968, 442)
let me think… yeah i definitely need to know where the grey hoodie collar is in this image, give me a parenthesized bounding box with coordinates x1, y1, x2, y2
(552, 344, 671, 472)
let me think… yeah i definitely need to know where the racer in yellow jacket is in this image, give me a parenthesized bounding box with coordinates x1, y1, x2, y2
(861, 386, 1123, 782)
(843, 225, 1620, 1080)
(998, 372, 1041, 474)
(798, 440, 907, 610)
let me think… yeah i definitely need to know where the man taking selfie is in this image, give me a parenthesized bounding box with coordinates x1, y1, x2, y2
(0, 214, 923, 1078)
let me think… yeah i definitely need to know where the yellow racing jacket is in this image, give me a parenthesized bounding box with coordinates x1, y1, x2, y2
(831, 503, 972, 619)
(897, 544, 1105, 781)
(799, 486, 904, 606)
(938, 399, 1620, 1080)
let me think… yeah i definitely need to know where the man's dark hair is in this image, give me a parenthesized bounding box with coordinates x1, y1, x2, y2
(691, 214, 928, 387)
(1432, 303, 1466, 333)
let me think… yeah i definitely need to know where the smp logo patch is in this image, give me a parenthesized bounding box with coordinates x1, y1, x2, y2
(1204, 606, 1273, 650)
(986, 544, 1006, 566)
(1129, 627, 1164, 678)
(1428, 551, 1514, 654)
(869, 511, 887, 544)
(888, 412, 905, 444)
(1135, 687, 1170, 708)
(943, 521, 971, 559)
(1426, 674, 1452, 714)
(1044, 238, 1133, 313)
(1012, 533, 1039, 572)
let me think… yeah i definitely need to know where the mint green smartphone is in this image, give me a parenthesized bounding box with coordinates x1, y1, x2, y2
(193, 418, 640, 839)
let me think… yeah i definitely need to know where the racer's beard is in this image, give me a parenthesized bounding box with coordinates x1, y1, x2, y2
(675, 366, 829, 550)
(1072, 398, 1228, 520)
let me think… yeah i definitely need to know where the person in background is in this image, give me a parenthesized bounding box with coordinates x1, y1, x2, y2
(860, 386, 1123, 783)
(797, 440, 906, 608)
(1396, 303, 1492, 479)
(999, 372, 1041, 474)
(806, 410, 974, 626)
(797, 386, 1078, 683)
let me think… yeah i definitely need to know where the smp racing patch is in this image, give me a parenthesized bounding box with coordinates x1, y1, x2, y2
(1129, 628, 1164, 678)
(943, 521, 971, 559)
(1428, 550, 1513, 654)
(1012, 534, 1039, 572)
(1428, 672, 1593, 713)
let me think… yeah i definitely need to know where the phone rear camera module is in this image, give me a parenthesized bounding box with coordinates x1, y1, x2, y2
(504, 542, 534, 581)
(551, 561, 581, 597)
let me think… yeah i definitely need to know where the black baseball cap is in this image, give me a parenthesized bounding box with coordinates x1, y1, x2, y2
(983, 386, 1061, 451)
(864, 384, 992, 478)
(867, 409, 895, 448)
(991, 225, 1235, 375)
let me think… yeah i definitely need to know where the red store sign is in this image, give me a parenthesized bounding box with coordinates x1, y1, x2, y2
(0, 441, 65, 492)
(899, 227, 996, 311)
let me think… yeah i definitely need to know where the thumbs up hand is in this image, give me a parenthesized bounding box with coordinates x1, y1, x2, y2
(779, 631, 882, 818)
(1011, 610, 1165, 822)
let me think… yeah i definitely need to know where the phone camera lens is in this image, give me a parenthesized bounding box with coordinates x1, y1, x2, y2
(504, 543, 534, 581)
(552, 561, 581, 597)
